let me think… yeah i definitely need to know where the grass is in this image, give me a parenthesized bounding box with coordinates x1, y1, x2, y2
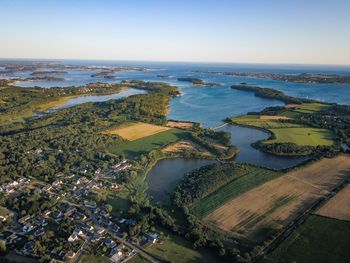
(109, 128, 189, 158)
(192, 164, 282, 218)
(231, 102, 336, 147)
(263, 215, 350, 263)
(78, 254, 111, 263)
(145, 231, 219, 263)
(128, 254, 152, 263)
(266, 127, 335, 146)
(293, 103, 331, 114)
(232, 115, 301, 129)
(107, 191, 131, 217)
(104, 122, 170, 141)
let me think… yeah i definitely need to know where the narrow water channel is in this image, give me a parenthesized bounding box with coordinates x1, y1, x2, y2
(220, 125, 309, 170)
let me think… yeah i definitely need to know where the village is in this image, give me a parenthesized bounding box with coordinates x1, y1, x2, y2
(0, 159, 159, 263)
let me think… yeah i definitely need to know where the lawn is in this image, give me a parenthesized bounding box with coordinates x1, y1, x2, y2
(104, 122, 171, 141)
(145, 231, 219, 263)
(78, 254, 111, 263)
(128, 254, 152, 263)
(266, 127, 335, 146)
(109, 128, 189, 158)
(262, 215, 350, 263)
(192, 164, 282, 218)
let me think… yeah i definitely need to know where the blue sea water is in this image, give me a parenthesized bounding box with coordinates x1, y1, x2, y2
(9, 60, 350, 127)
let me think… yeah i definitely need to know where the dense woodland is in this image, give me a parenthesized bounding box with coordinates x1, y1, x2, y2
(0, 81, 178, 183)
(231, 84, 314, 104)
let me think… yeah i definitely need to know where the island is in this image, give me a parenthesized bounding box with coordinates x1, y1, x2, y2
(177, 77, 222, 87)
(31, 70, 68, 75)
(193, 70, 350, 84)
(91, 71, 117, 79)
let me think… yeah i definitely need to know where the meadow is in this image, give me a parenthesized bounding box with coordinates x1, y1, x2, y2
(231, 102, 336, 148)
(145, 231, 219, 263)
(266, 127, 335, 146)
(108, 128, 189, 157)
(262, 215, 350, 263)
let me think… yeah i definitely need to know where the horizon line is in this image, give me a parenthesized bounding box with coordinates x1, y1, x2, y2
(0, 56, 350, 68)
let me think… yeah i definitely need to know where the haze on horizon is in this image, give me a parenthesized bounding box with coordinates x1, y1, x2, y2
(0, 0, 349, 65)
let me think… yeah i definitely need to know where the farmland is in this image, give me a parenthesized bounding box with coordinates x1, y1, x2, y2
(263, 215, 350, 263)
(316, 184, 350, 221)
(204, 155, 350, 243)
(191, 165, 282, 218)
(103, 122, 171, 141)
(108, 128, 189, 157)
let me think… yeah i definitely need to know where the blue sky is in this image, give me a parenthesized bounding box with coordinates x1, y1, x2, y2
(0, 0, 349, 64)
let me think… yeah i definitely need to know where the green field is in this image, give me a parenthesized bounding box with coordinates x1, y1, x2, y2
(263, 215, 350, 263)
(107, 191, 131, 217)
(266, 127, 335, 146)
(128, 254, 152, 263)
(292, 103, 330, 114)
(145, 231, 219, 263)
(78, 254, 111, 263)
(192, 165, 282, 218)
(108, 128, 189, 157)
(233, 115, 301, 129)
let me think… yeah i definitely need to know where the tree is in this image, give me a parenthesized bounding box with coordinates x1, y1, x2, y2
(105, 204, 112, 213)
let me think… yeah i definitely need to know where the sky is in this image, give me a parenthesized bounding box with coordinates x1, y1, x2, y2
(0, 0, 349, 65)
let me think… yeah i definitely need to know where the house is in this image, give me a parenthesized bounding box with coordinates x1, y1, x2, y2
(76, 222, 94, 233)
(144, 232, 159, 244)
(35, 217, 48, 227)
(103, 238, 117, 248)
(23, 223, 35, 233)
(18, 215, 31, 224)
(64, 206, 77, 217)
(68, 233, 79, 242)
(110, 225, 120, 234)
(52, 211, 63, 220)
(109, 244, 125, 262)
(34, 228, 45, 237)
(43, 185, 52, 191)
(84, 200, 97, 209)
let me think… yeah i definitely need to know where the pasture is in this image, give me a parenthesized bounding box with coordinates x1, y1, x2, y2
(263, 215, 350, 263)
(145, 231, 219, 263)
(316, 184, 350, 221)
(104, 122, 170, 141)
(109, 128, 189, 157)
(204, 155, 350, 242)
(266, 127, 335, 146)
